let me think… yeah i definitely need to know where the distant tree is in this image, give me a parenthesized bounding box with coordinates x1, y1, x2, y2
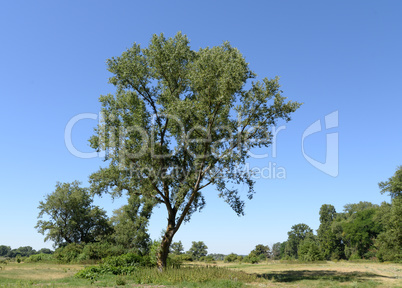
(0, 245, 11, 257)
(7, 246, 36, 258)
(250, 244, 270, 258)
(333, 202, 382, 259)
(317, 204, 344, 260)
(37, 248, 53, 254)
(375, 196, 402, 261)
(110, 195, 153, 255)
(279, 241, 287, 259)
(224, 253, 238, 263)
(170, 241, 184, 255)
(285, 223, 313, 259)
(271, 242, 282, 260)
(379, 166, 402, 199)
(89, 32, 301, 269)
(298, 235, 324, 262)
(36, 181, 112, 247)
(187, 241, 208, 260)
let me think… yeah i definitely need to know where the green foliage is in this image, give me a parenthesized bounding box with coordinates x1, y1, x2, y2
(89, 32, 301, 268)
(0, 245, 11, 257)
(36, 181, 112, 246)
(271, 242, 282, 260)
(75, 253, 153, 279)
(200, 255, 215, 263)
(336, 203, 382, 259)
(242, 255, 259, 264)
(285, 223, 313, 259)
(224, 253, 239, 263)
(179, 254, 194, 262)
(7, 246, 37, 258)
(116, 275, 126, 286)
(375, 196, 402, 262)
(54, 243, 84, 263)
(317, 204, 344, 260)
(298, 236, 324, 262)
(37, 248, 53, 254)
(379, 166, 402, 199)
(149, 239, 161, 266)
(250, 244, 270, 258)
(187, 241, 208, 260)
(170, 241, 184, 255)
(25, 253, 54, 263)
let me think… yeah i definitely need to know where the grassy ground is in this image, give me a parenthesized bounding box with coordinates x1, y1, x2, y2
(0, 260, 400, 287)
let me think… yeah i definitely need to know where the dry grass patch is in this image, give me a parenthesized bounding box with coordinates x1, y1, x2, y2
(0, 262, 83, 280)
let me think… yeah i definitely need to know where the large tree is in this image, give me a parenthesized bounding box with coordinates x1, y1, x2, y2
(36, 181, 112, 247)
(89, 32, 301, 269)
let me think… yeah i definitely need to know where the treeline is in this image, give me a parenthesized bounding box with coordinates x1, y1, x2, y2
(270, 166, 402, 262)
(0, 245, 52, 259)
(4, 167, 398, 265)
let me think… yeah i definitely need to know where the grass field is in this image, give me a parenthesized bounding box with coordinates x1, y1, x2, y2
(0, 260, 400, 287)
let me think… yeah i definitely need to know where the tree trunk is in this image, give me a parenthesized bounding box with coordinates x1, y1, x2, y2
(156, 210, 177, 271)
(156, 229, 174, 271)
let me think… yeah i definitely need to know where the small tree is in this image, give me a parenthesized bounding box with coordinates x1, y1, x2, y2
(36, 181, 112, 247)
(170, 241, 184, 255)
(271, 242, 282, 260)
(187, 241, 208, 260)
(0, 245, 11, 257)
(250, 244, 270, 258)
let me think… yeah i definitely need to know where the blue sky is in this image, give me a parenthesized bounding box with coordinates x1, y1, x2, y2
(1, 0, 401, 254)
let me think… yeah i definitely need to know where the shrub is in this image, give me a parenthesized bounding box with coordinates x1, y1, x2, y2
(200, 255, 215, 263)
(116, 275, 126, 286)
(180, 254, 193, 262)
(54, 243, 84, 263)
(242, 255, 259, 264)
(25, 253, 54, 263)
(76, 253, 154, 279)
(224, 253, 238, 263)
(298, 238, 324, 262)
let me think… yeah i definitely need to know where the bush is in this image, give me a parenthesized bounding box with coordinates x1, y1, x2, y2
(200, 255, 215, 263)
(180, 254, 193, 262)
(25, 253, 54, 263)
(167, 254, 183, 268)
(76, 253, 154, 279)
(242, 255, 259, 264)
(224, 253, 238, 263)
(54, 243, 84, 263)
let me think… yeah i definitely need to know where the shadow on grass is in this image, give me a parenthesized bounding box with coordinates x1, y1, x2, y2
(257, 270, 393, 283)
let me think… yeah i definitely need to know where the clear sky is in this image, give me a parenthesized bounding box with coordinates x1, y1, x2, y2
(1, 0, 401, 255)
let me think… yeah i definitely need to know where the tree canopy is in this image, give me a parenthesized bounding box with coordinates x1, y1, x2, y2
(89, 32, 301, 268)
(36, 181, 112, 247)
(379, 166, 402, 199)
